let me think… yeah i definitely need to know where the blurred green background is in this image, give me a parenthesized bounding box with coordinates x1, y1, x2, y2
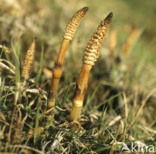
(1, 0, 156, 63)
(0, 0, 156, 93)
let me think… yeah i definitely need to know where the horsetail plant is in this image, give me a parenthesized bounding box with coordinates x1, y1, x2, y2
(122, 26, 139, 56)
(47, 7, 88, 116)
(70, 12, 113, 121)
(21, 40, 36, 85)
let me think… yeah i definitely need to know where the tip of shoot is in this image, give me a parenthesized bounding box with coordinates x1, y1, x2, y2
(82, 7, 89, 13)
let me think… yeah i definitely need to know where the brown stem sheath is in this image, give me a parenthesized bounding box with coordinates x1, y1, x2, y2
(70, 64, 91, 120)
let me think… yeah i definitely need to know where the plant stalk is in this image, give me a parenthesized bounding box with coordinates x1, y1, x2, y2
(70, 12, 113, 121)
(47, 7, 88, 116)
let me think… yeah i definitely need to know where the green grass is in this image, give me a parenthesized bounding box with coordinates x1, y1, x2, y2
(0, 0, 156, 153)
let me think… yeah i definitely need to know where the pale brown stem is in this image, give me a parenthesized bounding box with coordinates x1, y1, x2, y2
(48, 39, 70, 111)
(57, 39, 70, 65)
(70, 64, 92, 121)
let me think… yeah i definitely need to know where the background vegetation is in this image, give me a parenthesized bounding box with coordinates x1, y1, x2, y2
(0, 0, 156, 153)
